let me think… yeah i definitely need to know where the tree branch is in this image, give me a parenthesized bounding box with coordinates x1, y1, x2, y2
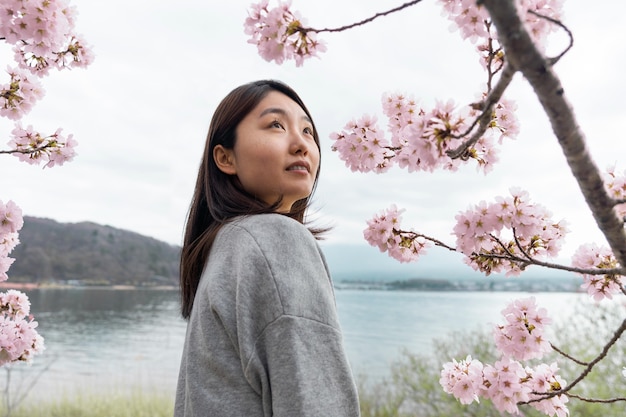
(299, 1, 423, 34)
(474, 250, 625, 276)
(567, 394, 626, 404)
(523, 317, 626, 404)
(480, 0, 626, 271)
(549, 342, 589, 366)
(446, 62, 516, 159)
(398, 229, 457, 252)
(0, 144, 54, 156)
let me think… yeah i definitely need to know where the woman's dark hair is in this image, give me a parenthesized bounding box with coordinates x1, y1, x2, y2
(179, 79, 323, 318)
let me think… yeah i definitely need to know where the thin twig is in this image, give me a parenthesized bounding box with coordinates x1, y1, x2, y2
(398, 229, 457, 252)
(511, 227, 536, 262)
(299, 0, 423, 33)
(567, 394, 626, 404)
(549, 343, 589, 366)
(527, 10, 573, 65)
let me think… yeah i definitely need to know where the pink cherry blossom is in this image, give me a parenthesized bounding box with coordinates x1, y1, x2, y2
(0, 290, 31, 318)
(439, 0, 491, 44)
(244, 0, 326, 66)
(333, 92, 519, 175)
(363, 205, 428, 263)
(330, 115, 392, 173)
(0, 67, 45, 120)
(439, 355, 484, 405)
(520, 0, 565, 48)
(481, 357, 531, 414)
(0, 257, 15, 282)
(0, 0, 93, 75)
(438, 0, 564, 53)
(527, 362, 569, 417)
(0, 200, 24, 236)
(454, 188, 568, 276)
(381, 92, 422, 147)
(440, 353, 570, 415)
(0, 314, 45, 365)
(494, 297, 552, 360)
(604, 165, 626, 219)
(8, 124, 77, 167)
(0, 233, 19, 258)
(572, 243, 623, 301)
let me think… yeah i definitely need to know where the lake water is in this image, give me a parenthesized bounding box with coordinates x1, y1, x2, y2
(6, 288, 589, 402)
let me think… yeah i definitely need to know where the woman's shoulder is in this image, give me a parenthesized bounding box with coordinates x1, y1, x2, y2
(233, 213, 304, 228)
(215, 214, 318, 259)
(227, 213, 311, 240)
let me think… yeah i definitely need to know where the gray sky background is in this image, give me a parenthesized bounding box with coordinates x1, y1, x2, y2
(1, 0, 624, 270)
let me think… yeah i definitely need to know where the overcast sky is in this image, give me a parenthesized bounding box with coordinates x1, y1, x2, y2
(1, 0, 624, 269)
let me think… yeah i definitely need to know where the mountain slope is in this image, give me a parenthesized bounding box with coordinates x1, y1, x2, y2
(9, 216, 180, 286)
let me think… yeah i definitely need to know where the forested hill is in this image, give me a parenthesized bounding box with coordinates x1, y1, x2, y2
(9, 216, 181, 286)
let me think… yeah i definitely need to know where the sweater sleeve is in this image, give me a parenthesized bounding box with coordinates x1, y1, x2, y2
(222, 214, 360, 417)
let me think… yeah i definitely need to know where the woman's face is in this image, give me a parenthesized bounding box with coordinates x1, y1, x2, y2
(214, 91, 320, 212)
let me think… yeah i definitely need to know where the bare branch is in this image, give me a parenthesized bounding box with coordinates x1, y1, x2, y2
(299, 1, 423, 34)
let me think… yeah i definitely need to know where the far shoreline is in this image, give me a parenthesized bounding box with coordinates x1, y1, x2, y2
(0, 282, 178, 291)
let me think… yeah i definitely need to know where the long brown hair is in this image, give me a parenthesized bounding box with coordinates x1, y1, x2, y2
(179, 80, 323, 318)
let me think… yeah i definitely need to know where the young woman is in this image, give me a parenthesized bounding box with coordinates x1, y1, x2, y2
(175, 80, 360, 416)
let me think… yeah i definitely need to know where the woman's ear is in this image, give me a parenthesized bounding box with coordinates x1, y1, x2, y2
(213, 145, 237, 175)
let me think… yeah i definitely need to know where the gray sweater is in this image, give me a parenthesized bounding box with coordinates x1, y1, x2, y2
(174, 214, 360, 416)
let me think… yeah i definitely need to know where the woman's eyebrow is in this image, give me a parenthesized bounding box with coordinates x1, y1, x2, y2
(259, 107, 313, 124)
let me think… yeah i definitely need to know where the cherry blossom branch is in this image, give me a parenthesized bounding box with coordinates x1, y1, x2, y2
(299, 0, 423, 34)
(401, 227, 625, 277)
(549, 343, 589, 366)
(567, 394, 626, 404)
(483, 23, 504, 91)
(0, 145, 53, 155)
(446, 62, 516, 159)
(522, 317, 626, 405)
(467, 229, 625, 276)
(398, 230, 457, 252)
(481, 0, 626, 272)
(473, 249, 625, 276)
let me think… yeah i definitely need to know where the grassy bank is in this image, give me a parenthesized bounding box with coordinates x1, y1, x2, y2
(1, 390, 173, 417)
(4, 299, 624, 417)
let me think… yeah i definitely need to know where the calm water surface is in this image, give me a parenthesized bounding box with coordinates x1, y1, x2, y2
(8, 288, 587, 401)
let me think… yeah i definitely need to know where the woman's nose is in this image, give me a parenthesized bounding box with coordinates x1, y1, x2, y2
(291, 132, 309, 155)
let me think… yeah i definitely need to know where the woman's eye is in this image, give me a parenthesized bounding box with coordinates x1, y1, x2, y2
(304, 127, 314, 135)
(271, 120, 284, 129)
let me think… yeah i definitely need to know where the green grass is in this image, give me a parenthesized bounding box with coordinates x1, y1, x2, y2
(1, 389, 174, 417)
